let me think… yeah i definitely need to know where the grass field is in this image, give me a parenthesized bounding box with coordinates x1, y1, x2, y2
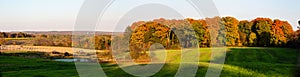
(1, 45, 108, 54)
(0, 47, 299, 77)
(4, 38, 33, 41)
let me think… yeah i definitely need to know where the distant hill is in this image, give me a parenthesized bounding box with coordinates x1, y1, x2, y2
(21, 31, 124, 35)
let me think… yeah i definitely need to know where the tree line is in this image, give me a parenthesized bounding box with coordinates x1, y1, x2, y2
(112, 16, 300, 59)
(0, 33, 111, 50)
(117, 16, 299, 52)
(0, 32, 35, 38)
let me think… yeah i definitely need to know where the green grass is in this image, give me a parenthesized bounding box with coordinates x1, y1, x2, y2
(0, 56, 79, 77)
(0, 47, 298, 77)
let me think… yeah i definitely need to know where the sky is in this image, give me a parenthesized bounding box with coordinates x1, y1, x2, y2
(0, 0, 299, 32)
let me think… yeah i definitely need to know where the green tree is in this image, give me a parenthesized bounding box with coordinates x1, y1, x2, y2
(249, 32, 257, 46)
(251, 18, 273, 47)
(238, 20, 253, 46)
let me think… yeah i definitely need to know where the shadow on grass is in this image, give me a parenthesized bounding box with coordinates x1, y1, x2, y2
(225, 47, 299, 64)
(101, 62, 274, 77)
(0, 71, 2, 77)
(211, 47, 300, 76)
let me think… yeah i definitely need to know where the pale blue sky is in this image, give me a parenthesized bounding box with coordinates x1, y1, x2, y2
(0, 0, 299, 32)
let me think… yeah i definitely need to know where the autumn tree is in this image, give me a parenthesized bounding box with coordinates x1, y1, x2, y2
(113, 26, 132, 52)
(95, 36, 106, 50)
(124, 17, 298, 52)
(251, 18, 273, 47)
(33, 35, 54, 46)
(281, 21, 294, 42)
(248, 32, 257, 46)
(206, 16, 222, 46)
(271, 20, 287, 46)
(130, 22, 170, 59)
(221, 17, 240, 46)
(153, 19, 193, 48)
(0, 32, 6, 38)
(238, 20, 253, 46)
(187, 18, 211, 47)
(0, 38, 5, 46)
(287, 20, 300, 48)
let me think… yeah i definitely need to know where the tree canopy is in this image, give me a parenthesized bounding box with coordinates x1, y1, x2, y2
(124, 16, 296, 51)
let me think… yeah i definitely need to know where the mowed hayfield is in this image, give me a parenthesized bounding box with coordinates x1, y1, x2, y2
(0, 45, 108, 54)
(0, 47, 299, 77)
(4, 38, 33, 40)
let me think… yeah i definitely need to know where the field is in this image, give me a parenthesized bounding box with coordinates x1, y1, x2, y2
(0, 47, 298, 77)
(0, 45, 108, 54)
(4, 38, 33, 41)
